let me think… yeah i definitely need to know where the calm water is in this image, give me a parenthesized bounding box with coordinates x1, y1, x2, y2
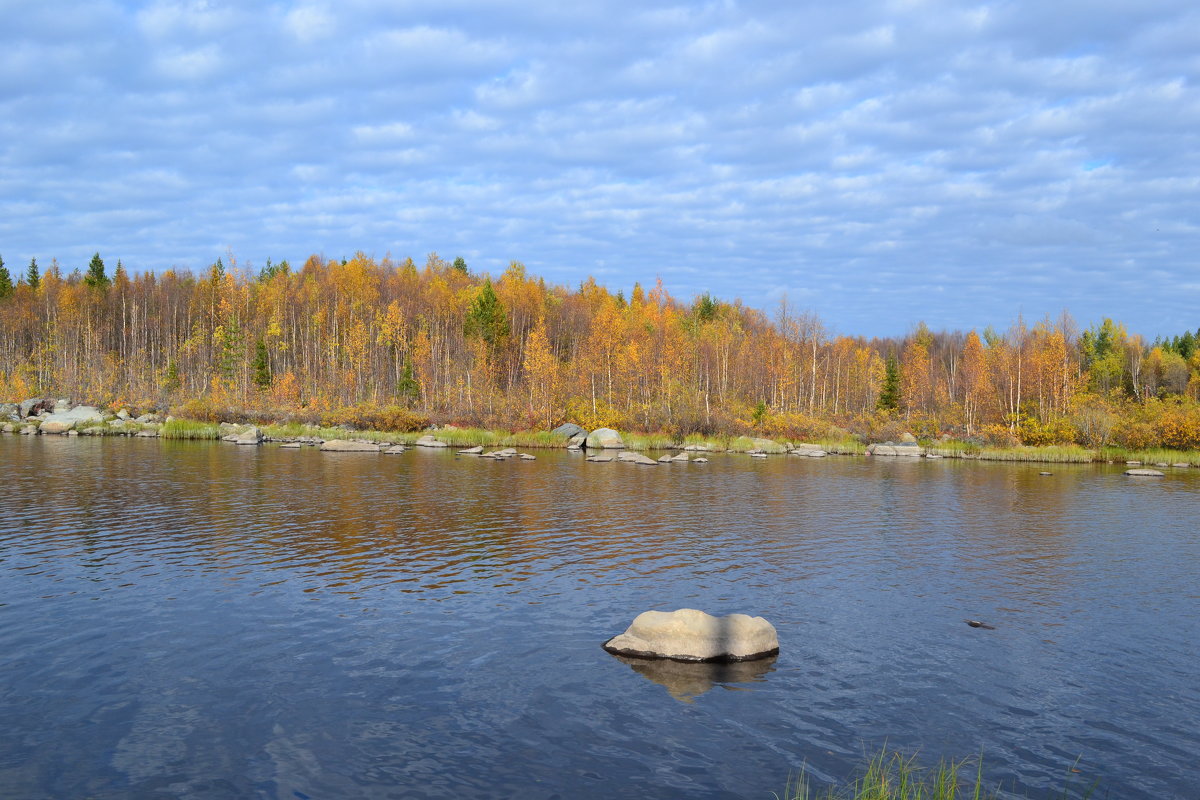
(1, 436, 1198, 798)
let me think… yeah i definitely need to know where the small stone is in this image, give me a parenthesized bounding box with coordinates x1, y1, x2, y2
(280, 442, 302, 448)
(749, 452, 767, 458)
(1124, 468, 1164, 477)
(693, 457, 708, 463)
(519, 453, 536, 460)
(320, 439, 381, 452)
(457, 446, 484, 454)
(586, 455, 614, 462)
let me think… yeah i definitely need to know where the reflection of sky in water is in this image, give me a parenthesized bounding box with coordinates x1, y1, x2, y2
(1, 438, 1198, 797)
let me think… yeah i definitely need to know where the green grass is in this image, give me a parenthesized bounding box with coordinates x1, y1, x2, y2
(778, 750, 1100, 800)
(926, 441, 1095, 463)
(622, 431, 678, 451)
(160, 418, 222, 439)
(1100, 446, 1200, 467)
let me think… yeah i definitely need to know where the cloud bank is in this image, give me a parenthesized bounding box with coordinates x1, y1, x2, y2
(1, 0, 1198, 336)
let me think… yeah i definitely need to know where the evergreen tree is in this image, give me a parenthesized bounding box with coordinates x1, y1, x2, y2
(26, 258, 39, 291)
(162, 359, 181, 393)
(0, 255, 12, 299)
(84, 252, 109, 289)
(878, 354, 901, 411)
(464, 279, 509, 348)
(452, 256, 469, 275)
(695, 293, 718, 322)
(251, 339, 273, 391)
(397, 358, 420, 402)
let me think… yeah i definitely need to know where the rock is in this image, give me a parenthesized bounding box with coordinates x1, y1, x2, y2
(116, 409, 131, 420)
(320, 439, 381, 452)
(671, 453, 689, 462)
(383, 445, 406, 454)
(19, 399, 41, 418)
(1124, 468, 1164, 476)
(221, 434, 239, 442)
(1039, 471, 1052, 476)
(803, 449, 828, 457)
(550, 422, 587, 439)
(67, 430, 79, 437)
(21, 426, 36, 435)
(617, 451, 657, 465)
(135, 413, 159, 424)
(899, 432, 918, 443)
(1172, 462, 1190, 468)
(415, 434, 449, 448)
(235, 426, 264, 445)
(867, 442, 925, 457)
(1154, 462, 1169, 467)
(749, 437, 786, 454)
(36, 405, 105, 434)
(924, 453, 941, 459)
(657, 454, 673, 463)
(749, 452, 767, 458)
(693, 457, 709, 463)
(586, 455, 614, 462)
(683, 443, 712, 452)
(566, 444, 582, 451)
(585, 427, 625, 449)
(519, 453, 536, 460)
(603, 609, 779, 663)
(567, 432, 588, 447)
(1126, 460, 1142, 466)
(136, 430, 159, 438)
(457, 446, 484, 454)
(2, 423, 14, 433)
(964, 619, 995, 630)
(0, 403, 17, 420)
(280, 442, 302, 448)
(80, 426, 106, 436)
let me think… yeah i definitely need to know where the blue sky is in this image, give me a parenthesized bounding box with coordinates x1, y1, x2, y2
(2, 0, 1198, 338)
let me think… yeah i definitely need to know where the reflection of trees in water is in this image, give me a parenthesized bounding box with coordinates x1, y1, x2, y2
(610, 652, 777, 703)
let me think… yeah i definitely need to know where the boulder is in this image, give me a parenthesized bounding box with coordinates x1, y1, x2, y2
(750, 437, 787, 454)
(0, 403, 17, 420)
(693, 457, 709, 463)
(519, 453, 536, 460)
(899, 432, 918, 444)
(457, 446, 484, 455)
(1172, 462, 1190, 468)
(585, 427, 625, 449)
(683, 443, 712, 452)
(586, 455, 614, 462)
(567, 432, 588, 447)
(136, 430, 159, 438)
(383, 445, 406, 454)
(1126, 460, 1142, 466)
(415, 434, 449, 448)
(320, 439, 381, 452)
(671, 453, 689, 462)
(657, 454, 673, 463)
(550, 422, 587, 439)
(80, 426, 106, 436)
(135, 413, 160, 424)
(2, 423, 14, 433)
(603, 609, 779, 663)
(750, 452, 767, 458)
(37, 406, 105, 434)
(279, 442, 302, 448)
(116, 409, 131, 420)
(566, 443, 582, 451)
(19, 398, 41, 418)
(21, 426, 36, 435)
(617, 451, 657, 465)
(1124, 468, 1164, 477)
(868, 442, 925, 457)
(235, 426, 264, 445)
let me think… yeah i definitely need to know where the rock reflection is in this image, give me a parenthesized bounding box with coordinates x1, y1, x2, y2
(610, 653, 777, 703)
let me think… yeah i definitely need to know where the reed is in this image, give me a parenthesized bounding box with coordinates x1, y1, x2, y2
(160, 419, 222, 439)
(1100, 446, 1200, 467)
(778, 751, 993, 800)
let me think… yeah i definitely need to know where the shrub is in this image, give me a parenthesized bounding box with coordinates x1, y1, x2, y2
(320, 404, 429, 432)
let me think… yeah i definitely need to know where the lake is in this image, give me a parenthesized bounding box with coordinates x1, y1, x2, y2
(1, 436, 1197, 798)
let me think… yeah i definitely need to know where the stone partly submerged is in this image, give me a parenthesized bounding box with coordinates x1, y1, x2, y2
(585, 427, 625, 449)
(1124, 468, 1165, 477)
(609, 652, 777, 703)
(415, 434, 450, 448)
(867, 441, 925, 457)
(235, 426, 264, 445)
(617, 451, 657, 465)
(35, 405, 105, 434)
(603, 608, 779, 663)
(319, 439, 381, 452)
(457, 446, 484, 455)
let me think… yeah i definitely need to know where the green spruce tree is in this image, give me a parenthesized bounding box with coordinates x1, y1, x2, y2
(877, 354, 901, 411)
(463, 279, 509, 348)
(397, 358, 420, 402)
(452, 256, 469, 275)
(84, 252, 110, 289)
(26, 258, 40, 291)
(251, 339, 273, 391)
(0, 255, 12, 299)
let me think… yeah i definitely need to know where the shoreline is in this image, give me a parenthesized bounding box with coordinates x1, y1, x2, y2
(6, 414, 1200, 468)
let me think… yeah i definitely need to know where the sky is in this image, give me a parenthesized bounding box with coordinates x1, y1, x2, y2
(1, 0, 1198, 339)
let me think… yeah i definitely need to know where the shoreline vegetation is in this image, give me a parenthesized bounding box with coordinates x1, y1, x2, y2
(5, 406, 1200, 467)
(1, 253, 1199, 463)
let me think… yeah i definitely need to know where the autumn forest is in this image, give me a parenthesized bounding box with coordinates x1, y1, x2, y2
(1, 251, 1199, 450)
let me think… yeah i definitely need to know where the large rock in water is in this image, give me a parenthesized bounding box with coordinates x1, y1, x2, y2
(235, 426, 264, 445)
(603, 609, 779, 662)
(415, 434, 449, 448)
(867, 442, 925, 457)
(320, 439, 380, 452)
(37, 406, 104, 434)
(585, 427, 624, 449)
(1124, 468, 1164, 477)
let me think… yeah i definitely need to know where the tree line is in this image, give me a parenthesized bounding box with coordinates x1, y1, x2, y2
(1, 251, 1198, 449)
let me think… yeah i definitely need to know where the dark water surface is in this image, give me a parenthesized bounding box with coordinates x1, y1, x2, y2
(1, 436, 1198, 798)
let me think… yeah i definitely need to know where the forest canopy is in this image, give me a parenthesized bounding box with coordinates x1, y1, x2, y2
(1, 251, 1198, 449)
